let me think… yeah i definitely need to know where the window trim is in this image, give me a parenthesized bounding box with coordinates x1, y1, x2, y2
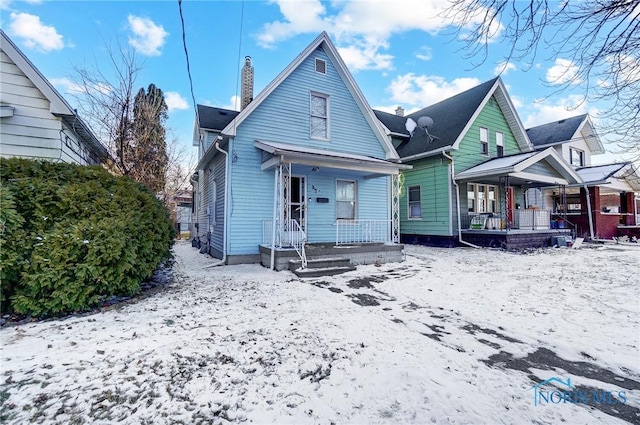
(480, 127, 489, 155)
(315, 58, 327, 75)
(336, 179, 357, 220)
(407, 185, 422, 220)
(467, 183, 497, 214)
(310, 91, 330, 141)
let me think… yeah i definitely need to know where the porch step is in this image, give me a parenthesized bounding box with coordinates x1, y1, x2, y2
(289, 257, 356, 278)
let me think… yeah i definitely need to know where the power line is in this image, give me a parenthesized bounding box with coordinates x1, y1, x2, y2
(177, 0, 200, 150)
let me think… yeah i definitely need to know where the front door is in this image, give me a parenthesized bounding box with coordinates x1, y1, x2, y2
(287, 176, 306, 230)
(506, 187, 515, 227)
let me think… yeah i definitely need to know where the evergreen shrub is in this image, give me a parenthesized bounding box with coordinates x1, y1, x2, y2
(0, 158, 175, 317)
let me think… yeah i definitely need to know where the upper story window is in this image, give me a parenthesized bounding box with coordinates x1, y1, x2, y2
(496, 132, 504, 157)
(569, 148, 585, 167)
(480, 127, 489, 155)
(310, 92, 329, 140)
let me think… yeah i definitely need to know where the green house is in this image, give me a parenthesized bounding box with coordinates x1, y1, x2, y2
(374, 77, 583, 249)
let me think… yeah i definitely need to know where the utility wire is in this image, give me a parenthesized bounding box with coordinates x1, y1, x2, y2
(177, 0, 201, 151)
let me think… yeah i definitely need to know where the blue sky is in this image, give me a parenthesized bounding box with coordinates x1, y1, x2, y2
(0, 0, 625, 164)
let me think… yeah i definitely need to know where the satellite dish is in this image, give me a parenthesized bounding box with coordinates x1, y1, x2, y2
(417, 116, 434, 130)
(405, 117, 417, 136)
(416, 116, 439, 144)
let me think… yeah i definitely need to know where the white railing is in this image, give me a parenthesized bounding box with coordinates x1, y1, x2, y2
(286, 219, 307, 269)
(515, 209, 551, 230)
(336, 219, 392, 245)
(262, 219, 307, 269)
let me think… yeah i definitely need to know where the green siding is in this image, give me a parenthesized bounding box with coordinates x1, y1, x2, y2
(399, 156, 451, 236)
(453, 96, 522, 171)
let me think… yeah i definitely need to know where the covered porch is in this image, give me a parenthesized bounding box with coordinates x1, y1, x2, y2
(455, 148, 583, 248)
(255, 140, 410, 271)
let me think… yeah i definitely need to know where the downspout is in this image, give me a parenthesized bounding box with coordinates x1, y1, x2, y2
(443, 151, 480, 248)
(205, 138, 229, 267)
(584, 184, 595, 240)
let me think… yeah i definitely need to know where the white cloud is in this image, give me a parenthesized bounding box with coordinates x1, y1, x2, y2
(415, 46, 432, 62)
(388, 73, 481, 107)
(219, 95, 240, 111)
(338, 39, 394, 71)
(127, 15, 168, 56)
(9, 12, 64, 52)
(523, 95, 594, 128)
(165, 92, 189, 112)
(546, 58, 580, 85)
(494, 60, 516, 76)
(257, 0, 451, 71)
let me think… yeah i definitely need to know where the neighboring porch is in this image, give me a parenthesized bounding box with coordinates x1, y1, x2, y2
(455, 148, 583, 249)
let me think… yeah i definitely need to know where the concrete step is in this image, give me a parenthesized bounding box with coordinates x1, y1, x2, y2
(292, 265, 357, 278)
(288, 257, 352, 272)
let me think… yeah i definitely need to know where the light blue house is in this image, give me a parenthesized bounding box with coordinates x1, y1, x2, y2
(192, 32, 409, 273)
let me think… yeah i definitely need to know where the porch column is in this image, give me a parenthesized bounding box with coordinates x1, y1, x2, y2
(391, 174, 400, 243)
(620, 192, 634, 225)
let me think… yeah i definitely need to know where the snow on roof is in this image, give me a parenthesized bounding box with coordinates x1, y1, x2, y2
(254, 140, 394, 164)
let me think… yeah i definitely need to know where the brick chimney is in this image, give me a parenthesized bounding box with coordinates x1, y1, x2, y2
(395, 106, 404, 117)
(241, 56, 254, 110)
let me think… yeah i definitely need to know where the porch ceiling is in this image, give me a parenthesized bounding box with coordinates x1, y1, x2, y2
(255, 140, 411, 176)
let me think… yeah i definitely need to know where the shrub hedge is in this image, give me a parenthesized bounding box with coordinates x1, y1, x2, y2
(0, 158, 175, 317)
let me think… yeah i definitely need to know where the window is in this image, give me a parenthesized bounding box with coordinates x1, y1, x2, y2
(570, 148, 584, 167)
(315, 58, 326, 74)
(408, 185, 422, 219)
(496, 132, 504, 157)
(336, 180, 356, 219)
(211, 181, 217, 224)
(468, 183, 497, 213)
(480, 127, 489, 155)
(310, 93, 329, 139)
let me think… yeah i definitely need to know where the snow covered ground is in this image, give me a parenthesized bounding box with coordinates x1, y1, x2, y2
(1, 242, 639, 424)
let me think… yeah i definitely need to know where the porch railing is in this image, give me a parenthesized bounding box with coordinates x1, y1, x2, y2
(262, 219, 307, 269)
(462, 209, 552, 231)
(336, 219, 392, 245)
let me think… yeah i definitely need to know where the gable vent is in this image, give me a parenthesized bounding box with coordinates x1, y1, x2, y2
(315, 58, 326, 74)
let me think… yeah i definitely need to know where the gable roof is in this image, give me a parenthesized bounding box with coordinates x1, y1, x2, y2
(0, 30, 108, 161)
(455, 147, 582, 186)
(218, 32, 398, 160)
(526, 114, 605, 154)
(197, 105, 238, 131)
(390, 77, 531, 161)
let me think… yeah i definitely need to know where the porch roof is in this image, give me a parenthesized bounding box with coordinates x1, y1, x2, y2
(575, 162, 640, 191)
(455, 147, 583, 186)
(254, 140, 412, 175)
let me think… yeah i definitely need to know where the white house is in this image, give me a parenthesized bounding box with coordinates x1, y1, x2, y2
(0, 30, 108, 165)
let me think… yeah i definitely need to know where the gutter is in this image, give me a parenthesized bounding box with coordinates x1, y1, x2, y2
(400, 146, 452, 163)
(443, 151, 480, 249)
